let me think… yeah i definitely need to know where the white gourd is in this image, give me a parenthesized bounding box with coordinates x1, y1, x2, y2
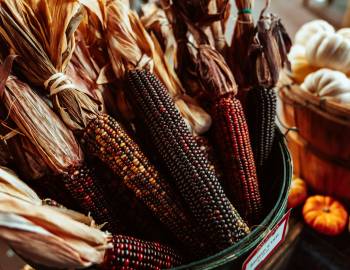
(288, 45, 317, 83)
(301, 69, 350, 104)
(295, 20, 334, 46)
(337, 28, 350, 40)
(305, 32, 350, 74)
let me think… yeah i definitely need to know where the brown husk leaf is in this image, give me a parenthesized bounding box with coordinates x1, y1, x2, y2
(104, 0, 212, 134)
(106, 0, 154, 78)
(0, 57, 83, 175)
(197, 45, 238, 98)
(9, 135, 50, 180)
(229, 0, 255, 89)
(158, 0, 211, 103)
(249, 12, 291, 88)
(0, 0, 101, 131)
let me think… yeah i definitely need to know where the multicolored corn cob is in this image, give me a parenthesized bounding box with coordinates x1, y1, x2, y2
(96, 161, 173, 242)
(103, 235, 183, 270)
(212, 95, 263, 224)
(82, 114, 205, 255)
(126, 69, 250, 251)
(246, 87, 277, 170)
(62, 164, 121, 233)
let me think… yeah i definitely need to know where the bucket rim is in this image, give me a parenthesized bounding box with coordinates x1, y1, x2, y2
(171, 135, 292, 270)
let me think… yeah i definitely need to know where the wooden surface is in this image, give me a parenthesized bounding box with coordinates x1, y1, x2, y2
(262, 210, 350, 270)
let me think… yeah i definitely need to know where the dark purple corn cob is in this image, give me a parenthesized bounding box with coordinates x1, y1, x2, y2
(62, 164, 121, 233)
(246, 87, 277, 170)
(126, 70, 250, 251)
(103, 235, 183, 270)
(82, 114, 205, 255)
(194, 135, 223, 179)
(212, 96, 263, 224)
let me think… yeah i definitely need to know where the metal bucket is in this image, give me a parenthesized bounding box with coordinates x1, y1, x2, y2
(173, 131, 292, 270)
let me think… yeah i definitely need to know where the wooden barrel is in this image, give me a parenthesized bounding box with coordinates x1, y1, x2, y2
(279, 75, 350, 202)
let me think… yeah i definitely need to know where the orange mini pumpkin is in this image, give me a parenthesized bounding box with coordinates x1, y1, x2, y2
(288, 177, 308, 208)
(303, 195, 348, 236)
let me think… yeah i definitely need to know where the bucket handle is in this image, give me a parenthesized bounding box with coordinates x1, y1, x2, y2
(276, 114, 298, 137)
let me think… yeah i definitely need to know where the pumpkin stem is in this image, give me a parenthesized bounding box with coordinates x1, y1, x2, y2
(322, 207, 330, 213)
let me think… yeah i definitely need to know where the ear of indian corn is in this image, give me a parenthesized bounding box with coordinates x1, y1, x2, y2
(82, 114, 206, 256)
(212, 95, 263, 225)
(126, 69, 250, 251)
(62, 164, 122, 233)
(0, 69, 121, 234)
(103, 235, 183, 270)
(246, 87, 277, 170)
(96, 161, 175, 242)
(195, 46, 263, 225)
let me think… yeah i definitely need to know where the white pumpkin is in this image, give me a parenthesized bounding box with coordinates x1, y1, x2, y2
(305, 32, 350, 74)
(337, 28, 350, 40)
(295, 20, 334, 46)
(301, 69, 350, 104)
(288, 45, 318, 83)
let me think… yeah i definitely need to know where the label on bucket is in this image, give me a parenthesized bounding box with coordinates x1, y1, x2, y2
(242, 209, 291, 270)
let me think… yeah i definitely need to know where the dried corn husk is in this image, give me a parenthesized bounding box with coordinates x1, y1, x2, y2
(0, 166, 110, 269)
(0, 56, 83, 174)
(249, 10, 291, 88)
(208, 0, 227, 51)
(158, 0, 210, 103)
(0, 0, 101, 131)
(141, 2, 177, 71)
(101, 0, 211, 134)
(72, 12, 127, 119)
(0, 107, 50, 180)
(229, 0, 255, 89)
(9, 135, 50, 180)
(197, 45, 238, 97)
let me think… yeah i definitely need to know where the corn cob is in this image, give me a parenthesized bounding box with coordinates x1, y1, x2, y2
(126, 69, 250, 250)
(193, 46, 263, 225)
(62, 164, 121, 233)
(246, 87, 277, 170)
(103, 235, 183, 270)
(0, 68, 121, 234)
(212, 95, 263, 224)
(194, 135, 223, 179)
(82, 114, 205, 255)
(96, 160, 174, 242)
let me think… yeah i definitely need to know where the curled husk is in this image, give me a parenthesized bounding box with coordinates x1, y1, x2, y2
(249, 13, 291, 88)
(197, 45, 238, 98)
(0, 166, 110, 269)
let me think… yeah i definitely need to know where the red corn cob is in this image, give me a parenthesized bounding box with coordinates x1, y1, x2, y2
(212, 95, 263, 224)
(62, 164, 121, 233)
(103, 235, 183, 270)
(196, 46, 263, 225)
